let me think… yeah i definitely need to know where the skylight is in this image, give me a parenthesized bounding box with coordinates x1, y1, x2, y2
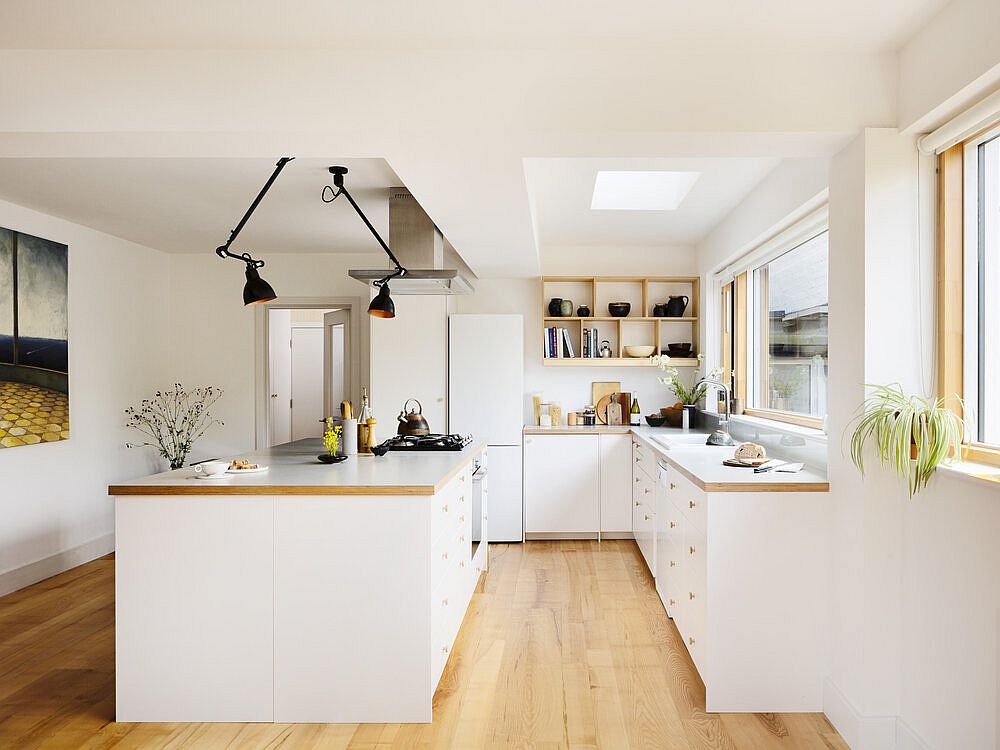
(590, 170, 700, 210)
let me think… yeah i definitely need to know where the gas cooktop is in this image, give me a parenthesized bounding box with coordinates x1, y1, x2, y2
(371, 433, 473, 456)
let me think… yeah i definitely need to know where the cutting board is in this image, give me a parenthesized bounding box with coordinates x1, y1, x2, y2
(591, 381, 620, 410)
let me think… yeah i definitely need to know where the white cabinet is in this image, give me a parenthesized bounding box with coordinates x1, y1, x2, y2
(598, 433, 632, 534)
(523, 434, 600, 536)
(484, 445, 523, 541)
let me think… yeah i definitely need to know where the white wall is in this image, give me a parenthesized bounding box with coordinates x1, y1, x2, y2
(897, 0, 1000, 133)
(0, 198, 170, 595)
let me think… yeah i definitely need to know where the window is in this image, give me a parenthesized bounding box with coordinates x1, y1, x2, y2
(750, 231, 829, 422)
(717, 212, 828, 430)
(940, 123, 1000, 465)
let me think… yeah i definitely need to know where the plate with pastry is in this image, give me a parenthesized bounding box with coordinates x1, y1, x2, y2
(227, 459, 269, 474)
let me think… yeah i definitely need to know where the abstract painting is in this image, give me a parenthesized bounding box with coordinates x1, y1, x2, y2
(0, 227, 69, 449)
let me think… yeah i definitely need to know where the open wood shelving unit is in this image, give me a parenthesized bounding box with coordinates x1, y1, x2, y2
(541, 276, 701, 367)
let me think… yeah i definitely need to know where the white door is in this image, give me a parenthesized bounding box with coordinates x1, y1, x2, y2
(268, 308, 292, 446)
(323, 309, 351, 416)
(485, 444, 523, 542)
(599, 433, 632, 533)
(523, 435, 599, 535)
(290, 326, 324, 440)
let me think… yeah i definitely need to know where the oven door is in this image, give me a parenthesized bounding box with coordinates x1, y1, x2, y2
(471, 459, 487, 570)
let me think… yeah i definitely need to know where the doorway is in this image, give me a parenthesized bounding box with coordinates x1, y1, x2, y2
(257, 298, 367, 449)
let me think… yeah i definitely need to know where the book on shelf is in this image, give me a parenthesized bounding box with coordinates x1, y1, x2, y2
(562, 327, 575, 358)
(583, 328, 589, 357)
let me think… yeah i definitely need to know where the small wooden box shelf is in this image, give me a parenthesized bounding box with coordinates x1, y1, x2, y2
(541, 276, 700, 367)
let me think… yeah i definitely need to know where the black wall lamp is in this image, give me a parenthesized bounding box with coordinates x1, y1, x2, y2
(215, 157, 294, 305)
(322, 166, 408, 318)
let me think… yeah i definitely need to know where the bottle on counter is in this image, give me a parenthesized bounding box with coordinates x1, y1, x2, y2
(358, 387, 374, 453)
(630, 397, 641, 426)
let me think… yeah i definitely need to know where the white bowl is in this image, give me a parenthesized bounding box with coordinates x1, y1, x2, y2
(624, 345, 656, 358)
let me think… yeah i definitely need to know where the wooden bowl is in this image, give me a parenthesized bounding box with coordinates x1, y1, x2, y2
(624, 345, 656, 358)
(662, 407, 683, 427)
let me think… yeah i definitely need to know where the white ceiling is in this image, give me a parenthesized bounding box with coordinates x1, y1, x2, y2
(0, 0, 948, 53)
(0, 158, 402, 255)
(526, 157, 780, 247)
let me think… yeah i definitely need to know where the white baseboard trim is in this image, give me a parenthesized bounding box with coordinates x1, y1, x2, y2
(0, 533, 114, 597)
(823, 678, 897, 750)
(894, 718, 933, 750)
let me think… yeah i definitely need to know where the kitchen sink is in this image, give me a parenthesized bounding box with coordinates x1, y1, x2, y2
(650, 433, 711, 449)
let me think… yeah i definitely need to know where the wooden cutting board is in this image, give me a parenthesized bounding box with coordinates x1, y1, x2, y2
(591, 381, 620, 410)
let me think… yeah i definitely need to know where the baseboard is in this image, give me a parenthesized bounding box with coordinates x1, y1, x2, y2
(823, 678, 897, 750)
(524, 532, 600, 540)
(0, 533, 114, 597)
(894, 718, 933, 750)
(598, 532, 635, 540)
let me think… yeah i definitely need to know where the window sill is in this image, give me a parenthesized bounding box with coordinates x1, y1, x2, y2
(936, 460, 1000, 490)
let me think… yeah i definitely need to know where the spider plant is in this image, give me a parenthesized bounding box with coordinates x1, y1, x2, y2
(848, 384, 965, 497)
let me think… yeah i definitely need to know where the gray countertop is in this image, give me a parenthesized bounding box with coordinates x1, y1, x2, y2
(109, 438, 486, 496)
(525, 423, 829, 492)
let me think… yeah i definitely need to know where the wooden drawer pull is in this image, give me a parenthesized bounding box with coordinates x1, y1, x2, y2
(688, 591, 695, 600)
(688, 500, 697, 510)
(669, 482, 676, 490)
(442, 597, 449, 607)
(441, 504, 449, 513)
(688, 546, 696, 555)
(668, 521, 676, 529)
(669, 560, 677, 567)
(668, 598, 676, 606)
(688, 637, 695, 646)
(441, 551, 448, 560)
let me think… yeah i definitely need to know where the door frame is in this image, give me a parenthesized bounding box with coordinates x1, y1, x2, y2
(323, 309, 352, 420)
(254, 296, 369, 450)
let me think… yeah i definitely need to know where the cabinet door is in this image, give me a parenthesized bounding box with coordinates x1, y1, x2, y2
(599, 433, 632, 533)
(655, 476, 683, 618)
(523, 435, 600, 535)
(485, 444, 523, 542)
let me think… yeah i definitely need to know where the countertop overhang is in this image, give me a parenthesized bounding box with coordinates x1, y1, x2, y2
(524, 424, 830, 492)
(109, 438, 486, 496)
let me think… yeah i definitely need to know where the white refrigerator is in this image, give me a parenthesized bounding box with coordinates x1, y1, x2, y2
(448, 314, 524, 542)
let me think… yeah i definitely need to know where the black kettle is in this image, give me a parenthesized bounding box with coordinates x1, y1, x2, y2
(397, 399, 431, 436)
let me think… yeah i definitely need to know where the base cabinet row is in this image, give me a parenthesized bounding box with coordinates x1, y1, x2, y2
(523, 433, 632, 537)
(629, 435, 830, 712)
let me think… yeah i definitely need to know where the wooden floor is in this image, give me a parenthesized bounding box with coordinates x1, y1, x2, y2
(0, 541, 847, 749)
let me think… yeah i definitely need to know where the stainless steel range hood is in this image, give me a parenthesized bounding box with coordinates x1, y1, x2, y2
(349, 187, 473, 295)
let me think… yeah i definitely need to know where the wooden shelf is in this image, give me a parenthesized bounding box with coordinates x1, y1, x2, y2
(541, 275, 701, 361)
(544, 316, 698, 323)
(542, 357, 699, 367)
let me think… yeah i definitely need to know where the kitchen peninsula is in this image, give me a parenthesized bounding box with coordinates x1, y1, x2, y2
(109, 439, 487, 723)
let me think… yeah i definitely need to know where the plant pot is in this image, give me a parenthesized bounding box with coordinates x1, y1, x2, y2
(317, 454, 348, 464)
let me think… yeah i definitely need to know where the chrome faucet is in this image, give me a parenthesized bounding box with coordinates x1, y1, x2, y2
(696, 377, 736, 446)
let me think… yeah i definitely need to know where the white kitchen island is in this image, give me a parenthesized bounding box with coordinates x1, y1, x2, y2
(109, 439, 487, 723)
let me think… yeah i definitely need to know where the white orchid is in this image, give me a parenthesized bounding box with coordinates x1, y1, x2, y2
(652, 353, 722, 406)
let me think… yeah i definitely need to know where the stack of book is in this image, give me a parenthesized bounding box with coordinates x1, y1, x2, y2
(543, 327, 576, 358)
(581, 327, 599, 358)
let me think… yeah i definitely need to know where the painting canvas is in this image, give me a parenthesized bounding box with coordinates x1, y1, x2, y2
(0, 226, 69, 449)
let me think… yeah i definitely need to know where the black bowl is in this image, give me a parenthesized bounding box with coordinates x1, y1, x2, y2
(645, 415, 667, 427)
(608, 302, 631, 317)
(317, 454, 348, 464)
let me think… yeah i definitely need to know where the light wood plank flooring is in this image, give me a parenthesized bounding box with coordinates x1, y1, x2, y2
(0, 541, 847, 749)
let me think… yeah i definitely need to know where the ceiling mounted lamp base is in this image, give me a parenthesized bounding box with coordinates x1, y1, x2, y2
(323, 165, 408, 318)
(214, 157, 293, 305)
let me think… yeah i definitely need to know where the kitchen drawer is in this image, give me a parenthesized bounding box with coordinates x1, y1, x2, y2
(673, 473, 706, 534)
(655, 509, 684, 617)
(632, 467, 655, 506)
(632, 440, 656, 480)
(633, 499, 655, 574)
(432, 478, 467, 543)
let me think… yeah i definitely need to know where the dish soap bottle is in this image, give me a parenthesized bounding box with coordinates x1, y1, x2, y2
(630, 397, 641, 426)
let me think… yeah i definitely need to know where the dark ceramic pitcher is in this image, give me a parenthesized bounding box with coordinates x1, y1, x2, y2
(665, 295, 689, 317)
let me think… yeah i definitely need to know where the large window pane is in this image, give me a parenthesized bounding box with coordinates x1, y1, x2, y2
(979, 136, 999, 445)
(753, 231, 829, 418)
(16, 233, 68, 372)
(0, 229, 12, 364)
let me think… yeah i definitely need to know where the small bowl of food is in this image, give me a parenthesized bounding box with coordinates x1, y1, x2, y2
(607, 302, 631, 317)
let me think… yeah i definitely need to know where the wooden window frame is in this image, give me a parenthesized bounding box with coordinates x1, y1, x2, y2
(939, 128, 1000, 467)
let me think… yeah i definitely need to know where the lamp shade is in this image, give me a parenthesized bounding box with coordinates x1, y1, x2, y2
(368, 283, 395, 318)
(243, 266, 277, 305)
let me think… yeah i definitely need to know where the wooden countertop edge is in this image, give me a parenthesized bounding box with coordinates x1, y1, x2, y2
(523, 426, 632, 434)
(109, 443, 487, 497)
(109, 484, 438, 496)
